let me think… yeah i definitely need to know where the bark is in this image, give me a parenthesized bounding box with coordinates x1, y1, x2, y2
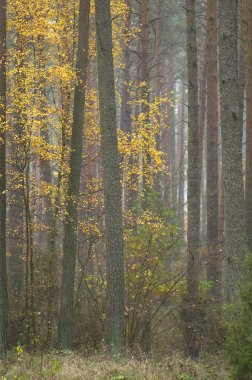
(154, 0, 163, 196)
(218, 164, 225, 269)
(239, 0, 245, 122)
(185, 0, 200, 359)
(59, 0, 90, 348)
(139, 0, 152, 355)
(218, 0, 247, 297)
(0, 0, 8, 355)
(243, 0, 252, 252)
(168, 44, 177, 214)
(7, 34, 24, 323)
(178, 82, 185, 237)
(205, 0, 220, 350)
(95, 0, 125, 354)
(198, 39, 207, 244)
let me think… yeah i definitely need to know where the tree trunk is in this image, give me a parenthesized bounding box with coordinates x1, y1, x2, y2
(95, 0, 125, 354)
(185, 0, 200, 359)
(167, 44, 177, 214)
(218, 0, 247, 298)
(243, 0, 252, 252)
(205, 0, 221, 350)
(59, 0, 90, 348)
(198, 39, 207, 244)
(0, 0, 8, 355)
(139, 0, 152, 355)
(7, 33, 25, 332)
(178, 82, 185, 238)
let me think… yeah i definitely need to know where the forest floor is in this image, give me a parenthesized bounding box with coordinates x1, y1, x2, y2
(0, 349, 230, 379)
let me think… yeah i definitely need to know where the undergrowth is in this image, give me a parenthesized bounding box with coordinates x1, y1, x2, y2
(0, 348, 230, 380)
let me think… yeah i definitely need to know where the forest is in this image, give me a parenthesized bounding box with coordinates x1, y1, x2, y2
(0, 0, 251, 379)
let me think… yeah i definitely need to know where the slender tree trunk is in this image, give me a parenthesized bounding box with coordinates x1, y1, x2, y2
(0, 0, 8, 355)
(185, 0, 200, 359)
(139, 0, 152, 355)
(167, 44, 177, 214)
(95, 0, 125, 354)
(7, 35, 25, 330)
(198, 39, 207, 244)
(218, 163, 225, 273)
(178, 82, 185, 238)
(218, 0, 247, 298)
(59, 0, 90, 348)
(154, 0, 162, 196)
(205, 0, 220, 350)
(243, 0, 252, 252)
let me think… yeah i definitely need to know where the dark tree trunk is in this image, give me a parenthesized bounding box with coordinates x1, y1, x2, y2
(243, 0, 252, 252)
(178, 82, 185, 238)
(0, 0, 8, 355)
(205, 0, 221, 350)
(139, 0, 152, 355)
(219, 0, 247, 297)
(185, 0, 200, 359)
(95, 0, 125, 354)
(59, 0, 90, 348)
(198, 39, 207, 244)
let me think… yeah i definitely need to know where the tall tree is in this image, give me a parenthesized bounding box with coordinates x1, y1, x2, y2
(140, 0, 152, 355)
(95, 0, 125, 353)
(219, 0, 247, 297)
(0, 0, 8, 355)
(59, 0, 90, 348)
(185, 0, 200, 359)
(198, 38, 207, 244)
(177, 81, 185, 237)
(206, 0, 220, 349)
(243, 0, 252, 252)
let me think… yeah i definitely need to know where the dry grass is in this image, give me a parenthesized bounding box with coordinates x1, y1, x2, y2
(0, 349, 230, 380)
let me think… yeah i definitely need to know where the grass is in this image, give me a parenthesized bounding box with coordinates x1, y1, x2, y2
(0, 349, 230, 379)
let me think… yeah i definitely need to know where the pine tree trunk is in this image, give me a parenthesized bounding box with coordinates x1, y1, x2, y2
(7, 34, 25, 331)
(243, 0, 252, 252)
(198, 39, 207, 244)
(95, 0, 125, 354)
(167, 44, 177, 214)
(0, 0, 8, 355)
(218, 0, 247, 297)
(139, 0, 152, 355)
(59, 0, 90, 348)
(178, 82, 185, 238)
(185, 0, 200, 359)
(205, 0, 221, 350)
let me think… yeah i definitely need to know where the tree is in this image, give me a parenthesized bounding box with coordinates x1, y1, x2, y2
(185, 0, 200, 359)
(219, 0, 247, 297)
(177, 81, 185, 237)
(243, 0, 252, 252)
(59, 0, 90, 348)
(95, 0, 125, 354)
(0, 0, 8, 355)
(206, 0, 220, 350)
